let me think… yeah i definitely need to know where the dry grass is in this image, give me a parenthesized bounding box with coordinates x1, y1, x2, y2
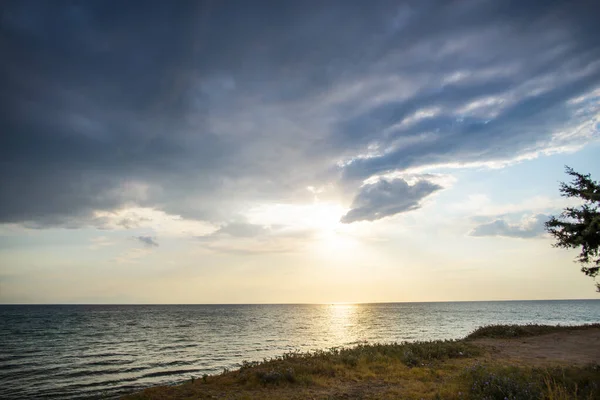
(121, 325, 600, 400)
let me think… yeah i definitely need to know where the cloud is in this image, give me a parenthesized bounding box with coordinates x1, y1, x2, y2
(470, 214, 548, 239)
(1, 1, 599, 228)
(209, 222, 270, 238)
(196, 221, 315, 255)
(88, 236, 115, 250)
(113, 248, 153, 264)
(135, 236, 158, 247)
(341, 178, 442, 223)
(450, 194, 583, 217)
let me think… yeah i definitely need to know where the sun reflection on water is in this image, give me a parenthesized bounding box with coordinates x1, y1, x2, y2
(326, 303, 360, 346)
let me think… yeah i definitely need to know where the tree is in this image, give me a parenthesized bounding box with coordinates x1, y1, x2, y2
(545, 167, 600, 292)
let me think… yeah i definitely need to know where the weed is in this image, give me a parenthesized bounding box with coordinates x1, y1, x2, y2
(461, 364, 600, 400)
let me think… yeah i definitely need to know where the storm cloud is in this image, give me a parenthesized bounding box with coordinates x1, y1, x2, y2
(1, 0, 599, 227)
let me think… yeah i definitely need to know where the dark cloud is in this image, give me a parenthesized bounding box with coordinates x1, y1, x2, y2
(470, 214, 548, 238)
(134, 236, 158, 247)
(1, 0, 599, 227)
(341, 178, 442, 223)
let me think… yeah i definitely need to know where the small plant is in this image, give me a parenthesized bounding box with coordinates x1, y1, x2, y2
(398, 340, 478, 367)
(463, 364, 542, 399)
(283, 367, 296, 383)
(461, 364, 600, 400)
(240, 360, 260, 370)
(254, 368, 296, 385)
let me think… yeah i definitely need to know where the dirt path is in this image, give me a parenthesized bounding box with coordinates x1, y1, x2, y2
(470, 327, 600, 366)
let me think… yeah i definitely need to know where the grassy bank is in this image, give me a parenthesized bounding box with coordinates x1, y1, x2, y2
(465, 323, 600, 339)
(122, 324, 600, 400)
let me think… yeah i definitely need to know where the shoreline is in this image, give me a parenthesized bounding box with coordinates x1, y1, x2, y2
(122, 324, 600, 399)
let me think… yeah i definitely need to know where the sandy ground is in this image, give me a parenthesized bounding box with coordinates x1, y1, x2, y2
(470, 327, 600, 366)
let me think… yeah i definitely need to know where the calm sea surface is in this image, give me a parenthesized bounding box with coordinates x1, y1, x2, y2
(1, 300, 599, 399)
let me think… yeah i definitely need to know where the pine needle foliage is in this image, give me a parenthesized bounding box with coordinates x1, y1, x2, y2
(545, 167, 600, 291)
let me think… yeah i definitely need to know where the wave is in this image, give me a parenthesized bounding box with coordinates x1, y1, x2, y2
(82, 359, 136, 367)
(57, 365, 149, 379)
(77, 352, 135, 359)
(141, 368, 205, 379)
(158, 343, 198, 351)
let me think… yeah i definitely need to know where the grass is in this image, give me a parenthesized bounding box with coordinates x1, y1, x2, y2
(235, 339, 481, 385)
(465, 323, 600, 339)
(122, 325, 600, 400)
(461, 364, 600, 400)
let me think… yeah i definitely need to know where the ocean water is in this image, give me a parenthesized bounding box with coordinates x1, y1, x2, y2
(1, 300, 599, 399)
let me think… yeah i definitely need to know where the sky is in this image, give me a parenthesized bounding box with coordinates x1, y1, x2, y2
(1, 0, 600, 304)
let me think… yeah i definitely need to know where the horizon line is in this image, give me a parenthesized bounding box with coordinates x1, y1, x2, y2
(1, 298, 598, 306)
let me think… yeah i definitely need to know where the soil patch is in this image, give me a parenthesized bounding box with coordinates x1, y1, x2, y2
(470, 327, 600, 366)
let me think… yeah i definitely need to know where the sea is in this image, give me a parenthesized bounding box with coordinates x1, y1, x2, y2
(1, 300, 599, 399)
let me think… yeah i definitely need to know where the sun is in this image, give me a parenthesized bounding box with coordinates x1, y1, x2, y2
(246, 202, 346, 232)
(245, 201, 364, 257)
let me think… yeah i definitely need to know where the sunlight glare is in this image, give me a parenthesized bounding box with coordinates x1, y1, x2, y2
(246, 202, 346, 232)
(326, 303, 360, 345)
